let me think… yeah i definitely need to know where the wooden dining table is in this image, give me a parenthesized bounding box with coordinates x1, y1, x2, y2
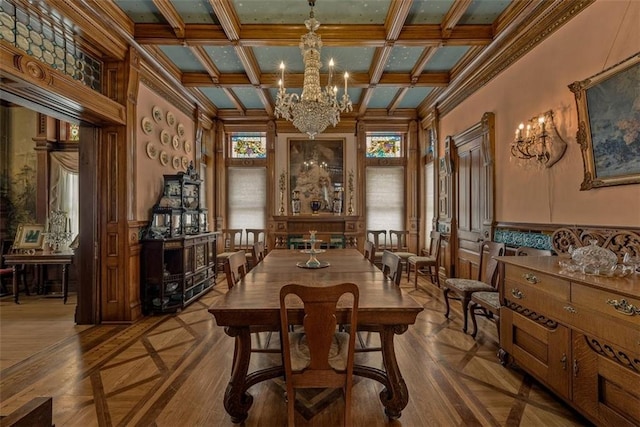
(208, 248, 424, 423)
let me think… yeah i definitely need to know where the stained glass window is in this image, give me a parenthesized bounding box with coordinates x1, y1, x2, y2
(366, 133, 402, 158)
(69, 124, 79, 141)
(230, 134, 267, 158)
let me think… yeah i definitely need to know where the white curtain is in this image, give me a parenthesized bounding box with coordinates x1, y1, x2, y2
(366, 166, 404, 234)
(227, 167, 266, 244)
(49, 152, 79, 238)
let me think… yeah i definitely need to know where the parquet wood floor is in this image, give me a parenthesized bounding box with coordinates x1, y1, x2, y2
(0, 275, 592, 426)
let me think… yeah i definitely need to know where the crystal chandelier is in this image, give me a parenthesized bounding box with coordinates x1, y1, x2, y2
(275, 1, 352, 139)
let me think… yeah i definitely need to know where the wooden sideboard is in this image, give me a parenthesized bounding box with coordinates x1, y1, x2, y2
(269, 215, 363, 250)
(497, 255, 639, 426)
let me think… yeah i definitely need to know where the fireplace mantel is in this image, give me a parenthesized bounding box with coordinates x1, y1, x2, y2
(269, 215, 364, 249)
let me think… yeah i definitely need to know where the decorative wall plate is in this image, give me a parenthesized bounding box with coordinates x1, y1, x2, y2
(182, 156, 189, 169)
(146, 141, 158, 159)
(184, 140, 192, 153)
(152, 106, 163, 123)
(141, 117, 153, 134)
(172, 135, 180, 150)
(166, 111, 175, 127)
(160, 130, 170, 145)
(177, 123, 185, 138)
(172, 155, 181, 170)
(160, 150, 169, 166)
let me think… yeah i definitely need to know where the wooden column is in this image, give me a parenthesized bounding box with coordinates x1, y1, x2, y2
(406, 120, 419, 254)
(98, 47, 142, 323)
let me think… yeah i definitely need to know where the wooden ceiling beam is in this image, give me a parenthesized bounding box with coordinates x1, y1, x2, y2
(387, 87, 409, 115)
(135, 24, 228, 45)
(190, 88, 219, 117)
(182, 72, 448, 88)
(189, 46, 221, 83)
(397, 25, 493, 46)
(358, 87, 376, 116)
(442, 0, 473, 38)
(411, 47, 440, 79)
(222, 87, 246, 115)
(385, 0, 413, 40)
(233, 46, 262, 85)
(152, 0, 185, 39)
(257, 89, 274, 117)
(132, 23, 493, 46)
(369, 46, 393, 84)
(208, 0, 241, 41)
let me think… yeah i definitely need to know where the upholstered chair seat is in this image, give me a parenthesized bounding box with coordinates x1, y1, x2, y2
(443, 241, 505, 333)
(287, 332, 350, 371)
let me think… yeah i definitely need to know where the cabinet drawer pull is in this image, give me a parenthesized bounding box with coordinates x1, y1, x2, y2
(563, 306, 577, 314)
(522, 273, 539, 284)
(573, 359, 579, 377)
(561, 354, 567, 370)
(606, 299, 640, 316)
(511, 288, 523, 299)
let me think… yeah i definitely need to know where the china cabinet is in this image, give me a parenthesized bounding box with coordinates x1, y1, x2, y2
(498, 255, 639, 426)
(141, 164, 215, 314)
(141, 232, 217, 314)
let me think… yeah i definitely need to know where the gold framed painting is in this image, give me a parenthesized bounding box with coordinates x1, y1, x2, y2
(288, 138, 344, 215)
(569, 53, 640, 190)
(14, 223, 45, 250)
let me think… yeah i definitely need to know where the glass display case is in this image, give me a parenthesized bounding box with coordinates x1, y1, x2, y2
(148, 163, 207, 238)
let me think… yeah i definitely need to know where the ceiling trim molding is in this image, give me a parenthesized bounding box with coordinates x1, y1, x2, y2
(421, 0, 596, 118)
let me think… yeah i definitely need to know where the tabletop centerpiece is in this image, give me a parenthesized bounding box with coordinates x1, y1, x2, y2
(43, 210, 73, 253)
(297, 230, 330, 269)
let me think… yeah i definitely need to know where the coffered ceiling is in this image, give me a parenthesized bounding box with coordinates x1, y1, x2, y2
(102, 0, 591, 122)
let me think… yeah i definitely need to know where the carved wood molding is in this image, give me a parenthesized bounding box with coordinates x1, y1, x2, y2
(584, 335, 640, 373)
(505, 301, 558, 329)
(551, 228, 640, 261)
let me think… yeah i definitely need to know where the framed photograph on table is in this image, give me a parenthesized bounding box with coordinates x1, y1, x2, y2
(13, 223, 45, 250)
(289, 139, 344, 215)
(569, 53, 640, 190)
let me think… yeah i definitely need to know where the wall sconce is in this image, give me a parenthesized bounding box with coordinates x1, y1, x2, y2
(511, 110, 567, 168)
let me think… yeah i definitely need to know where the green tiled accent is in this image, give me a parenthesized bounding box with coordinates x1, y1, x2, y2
(494, 229, 553, 251)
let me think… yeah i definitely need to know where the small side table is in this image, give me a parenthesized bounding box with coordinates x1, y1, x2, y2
(2, 250, 74, 304)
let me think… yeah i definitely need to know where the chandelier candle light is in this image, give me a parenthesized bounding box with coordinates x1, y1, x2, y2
(275, 0, 352, 139)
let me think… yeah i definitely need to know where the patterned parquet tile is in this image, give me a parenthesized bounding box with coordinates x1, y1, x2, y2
(0, 275, 591, 426)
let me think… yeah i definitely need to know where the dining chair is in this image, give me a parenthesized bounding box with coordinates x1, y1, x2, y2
(407, 231, 441, 289)
(468, 245, 552, 338)
(251, 240, 266, 266)
(388, 229, 417, 274)
(367, 230, 387, 267)
(216, 229, 244, 274)
(279, 282, 359, 427)
(224, 250, 279, 370)
(354, 250, 400, 351)
(0, 239, 27, 296)
(245, 228, 265, 247)
(442, 241, 505, 333)
(244, 229, 266, 268)
(381, 249, 402, 286)
(363, 240, 376, 264)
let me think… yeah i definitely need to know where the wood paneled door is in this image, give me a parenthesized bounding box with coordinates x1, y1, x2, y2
(452, 113, 495, 280)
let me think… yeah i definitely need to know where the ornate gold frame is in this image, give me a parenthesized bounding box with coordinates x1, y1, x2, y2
(569, 54, 640, 190)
